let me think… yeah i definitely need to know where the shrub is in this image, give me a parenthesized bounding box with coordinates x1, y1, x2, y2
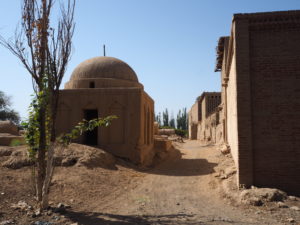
(175, 129, 187, 137)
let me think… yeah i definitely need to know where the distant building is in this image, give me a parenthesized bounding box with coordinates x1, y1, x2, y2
(56, 56, 155, 165)
(188, 92, 222, 143)
(0, 121, 24, 146)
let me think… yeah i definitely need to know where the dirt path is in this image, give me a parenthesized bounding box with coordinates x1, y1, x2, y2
(68, 140, 283, 225)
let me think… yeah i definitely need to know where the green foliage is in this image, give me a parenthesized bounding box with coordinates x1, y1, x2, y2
(169, 118, 175, 129)
(176, 107, 187, 130)
(0, 90, 20, 124)
(21, 80, 50, 160)
(155, 112, 162, 126)
(10, 139, 25, 146)
(162, 108, 169, 127)
(157, 108, 188, 134)
(175, 129, 187, 137)
(57, 116, 117, 146)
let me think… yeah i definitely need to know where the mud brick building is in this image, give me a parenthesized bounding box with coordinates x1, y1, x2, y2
(0, 121, 24, 146)
(188, 92, 222, 144)
(56, 56, 155, 165)
(215, 10, 300, 195)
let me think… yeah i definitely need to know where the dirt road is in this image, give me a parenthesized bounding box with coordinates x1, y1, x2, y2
(68, 140, 284, 225)
(1, 141, 297, 224)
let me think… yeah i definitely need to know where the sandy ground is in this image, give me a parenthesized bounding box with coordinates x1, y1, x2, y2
(0, 140, 299, 225)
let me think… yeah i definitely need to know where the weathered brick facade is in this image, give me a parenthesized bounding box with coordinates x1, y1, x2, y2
(217, 10, 300, 195)
(188, 92, 222, 144)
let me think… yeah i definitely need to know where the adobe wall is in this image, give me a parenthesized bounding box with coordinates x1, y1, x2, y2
(189, 102, 199, 124)
(56, 88, 153, 165)
(226, 42, 240, 174)
(0, 121, 24, 146)
(218, 29, 253, 186)
(246, 12, 300, 194)
(0, 121, 19, 135)
(140, 91, 155, 165)
(189, 92, 221, 144)
(223, 11, 300, 194)
(203, 94, 221, 117)
(188, 102, 199, 140)
(196, 110, 223, 144)
(201, 97, 207, 119)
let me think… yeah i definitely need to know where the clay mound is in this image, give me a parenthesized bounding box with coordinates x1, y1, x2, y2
(1, 146, 32, 169)
(0, 147, 13, 156)
(240, 187, 287, 206)
(55, 143, 116, 169)
(0, 121, 19, 135)
(1, 144, 116, 170)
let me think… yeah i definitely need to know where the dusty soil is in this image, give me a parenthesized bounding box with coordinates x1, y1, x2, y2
(0, 140, 299, 225)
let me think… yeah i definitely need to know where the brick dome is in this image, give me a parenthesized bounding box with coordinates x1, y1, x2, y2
(65, 56, 142, 89)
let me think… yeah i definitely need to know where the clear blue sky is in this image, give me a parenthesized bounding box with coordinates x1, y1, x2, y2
(0, 0, 299, 120)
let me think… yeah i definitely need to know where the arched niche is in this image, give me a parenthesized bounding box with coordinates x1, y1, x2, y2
(108, 101, 125, 144)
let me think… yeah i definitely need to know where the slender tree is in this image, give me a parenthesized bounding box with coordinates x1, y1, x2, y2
(176, 107, 187, 130)
(155, 112, 162, 127)
(162, 108, 169, 127)
(0, 0, 75, 209)
(176, 109, 181, 129)
(181, 107, 187, 130)
(169, 111, 175, 128)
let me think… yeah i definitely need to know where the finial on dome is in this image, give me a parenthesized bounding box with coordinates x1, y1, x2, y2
(103, 44, 106, 57)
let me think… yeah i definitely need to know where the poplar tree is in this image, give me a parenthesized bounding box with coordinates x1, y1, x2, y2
(169, 112, 175, 128)
(177, 107, 187, 130)
(0, 0, 75, 209)
(162, 108, 169, 127)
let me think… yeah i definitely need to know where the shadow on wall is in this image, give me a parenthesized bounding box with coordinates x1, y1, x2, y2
(64, 211, 198, 225)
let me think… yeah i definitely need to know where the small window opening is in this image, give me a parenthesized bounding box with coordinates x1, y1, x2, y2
(89, 81, 95, 88)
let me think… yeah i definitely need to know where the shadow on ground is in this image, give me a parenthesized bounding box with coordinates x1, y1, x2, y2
(116, 146, 217, 177)
(0, 144, 217, 177)
(64, 210, 202, 225)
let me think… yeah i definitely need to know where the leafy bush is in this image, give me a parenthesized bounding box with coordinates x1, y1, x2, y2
(175, 129, 187, 137)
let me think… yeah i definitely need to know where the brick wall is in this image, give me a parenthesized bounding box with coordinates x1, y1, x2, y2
(192, 92, 222, 144)
(188, 102, 199, 139)
(197, 109, 223, 144)
(226, 46, 240, 171)
(248, 15, 300, 194)
(225, 11, 300, 195)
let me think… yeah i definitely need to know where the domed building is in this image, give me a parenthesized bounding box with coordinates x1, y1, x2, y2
(56, 56, 154, 165)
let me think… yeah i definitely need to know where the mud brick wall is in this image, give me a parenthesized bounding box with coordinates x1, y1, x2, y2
(233, 11, 300, 195)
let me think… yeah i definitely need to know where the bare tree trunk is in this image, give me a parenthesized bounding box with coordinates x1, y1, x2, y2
(36, 0, 49, 207)
(37, 107, 47, 204)
(41, 142, 57, 209)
